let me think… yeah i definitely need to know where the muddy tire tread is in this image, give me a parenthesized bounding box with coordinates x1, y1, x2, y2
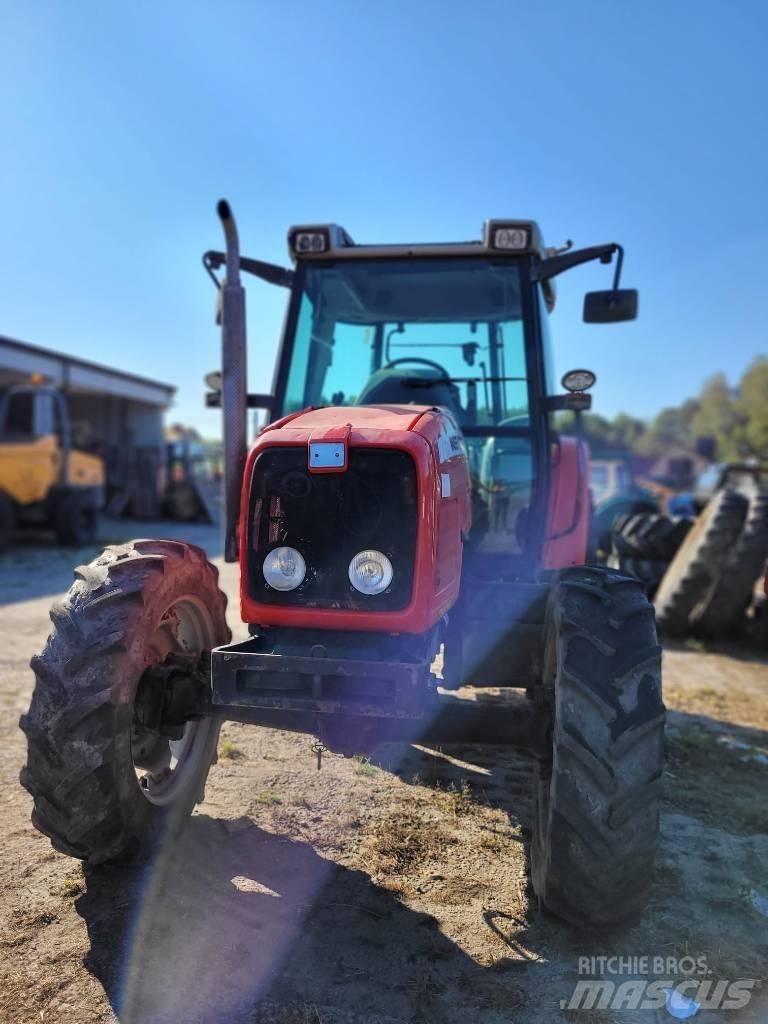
(653, 490, 748, 636)
(691, 489, 768, 637)
(612, 513, 692, 562)
(19, 540, 229, 864)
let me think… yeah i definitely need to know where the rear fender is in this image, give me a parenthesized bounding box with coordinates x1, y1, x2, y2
(542, 437, 590, 569)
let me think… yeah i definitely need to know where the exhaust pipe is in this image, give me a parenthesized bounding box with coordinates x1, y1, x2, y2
(217, 199, 247, 562)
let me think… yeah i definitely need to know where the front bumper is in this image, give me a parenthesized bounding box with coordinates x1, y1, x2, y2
(211, 635, 436, 720)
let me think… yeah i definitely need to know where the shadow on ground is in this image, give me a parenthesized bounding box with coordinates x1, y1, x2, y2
(65, 657, 768, 1024)
(663, 635, 768, 666)
(76, 816, 540, 1024)
(73, 701, 768, 1024)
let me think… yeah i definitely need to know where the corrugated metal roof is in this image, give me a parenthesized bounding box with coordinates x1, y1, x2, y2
(0, 335, 176, 408)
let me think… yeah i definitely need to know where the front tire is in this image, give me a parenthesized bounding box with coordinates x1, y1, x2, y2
(531, 567, 665, 928)
(20, 539, 229, 863)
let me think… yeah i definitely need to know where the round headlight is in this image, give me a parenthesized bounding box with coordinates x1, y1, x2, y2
(348, 549, 393, 596)
(262, 546, 306, 591)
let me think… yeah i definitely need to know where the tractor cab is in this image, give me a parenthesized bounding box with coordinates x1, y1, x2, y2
(205, 212, 637, 583)
(278, 242, 541, 574)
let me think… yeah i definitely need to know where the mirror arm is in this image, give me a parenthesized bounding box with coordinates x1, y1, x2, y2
(610, 243, 624, 293)
(206, 391, 273, 410)
(534, 243, 619, 283)
(203, 250, 294, 289)
(544, 394, 592, 412)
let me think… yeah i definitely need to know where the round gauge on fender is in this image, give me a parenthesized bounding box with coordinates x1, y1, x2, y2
(262, 546, 306, 591)
(348, 549, 393, 596)
(561, 369, 597, 393)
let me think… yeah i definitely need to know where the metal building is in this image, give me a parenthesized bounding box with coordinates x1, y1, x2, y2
(0, 335, 175, 517)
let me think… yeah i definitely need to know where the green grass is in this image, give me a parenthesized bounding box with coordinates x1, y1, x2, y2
(684, 637, 708, 653)
(353, 755, 379, 778)
(434, 779, 473, 817)
(253, 788, 282, 807)
(52, 869, 85, 899)
(220, 738, 245, 760)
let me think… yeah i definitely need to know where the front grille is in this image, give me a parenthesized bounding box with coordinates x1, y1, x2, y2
(247, 447, 418, 611)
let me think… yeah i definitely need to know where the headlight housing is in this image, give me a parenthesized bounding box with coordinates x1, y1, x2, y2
(262, 546, 306, 591)
(348, 549, 393, 596)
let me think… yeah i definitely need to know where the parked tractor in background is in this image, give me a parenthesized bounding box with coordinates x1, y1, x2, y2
(0, 381, 104, 550)
(21, 205, 664, 929)
(589, 447, 658, 558)
(164, 425, 223, 524)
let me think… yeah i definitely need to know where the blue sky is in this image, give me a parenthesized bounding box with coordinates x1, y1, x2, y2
(1, 0, 766, 436)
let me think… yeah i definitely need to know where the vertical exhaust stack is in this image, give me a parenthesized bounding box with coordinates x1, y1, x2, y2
(217, 199, 248, 562)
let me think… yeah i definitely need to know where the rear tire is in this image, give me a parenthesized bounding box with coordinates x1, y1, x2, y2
(612, 513, 692, 562)
(0, 490, 15, 552)
(54, 491, 99, 546)
(606, 553, 667, 597)
(593, 496, 658, 556)
(165, 482, 205, 522)
(654, 490, 748, 637)
(531, 567, 664, 928)
(20, 539, 229, 863)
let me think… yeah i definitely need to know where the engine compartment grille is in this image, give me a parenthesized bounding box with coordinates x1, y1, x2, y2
(247, 447, 418, 611)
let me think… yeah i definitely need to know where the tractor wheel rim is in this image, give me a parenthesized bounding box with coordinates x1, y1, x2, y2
(133, 596, 216, 807)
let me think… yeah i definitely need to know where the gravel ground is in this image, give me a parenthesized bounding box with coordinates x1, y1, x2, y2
(1, 521, 767, 1024)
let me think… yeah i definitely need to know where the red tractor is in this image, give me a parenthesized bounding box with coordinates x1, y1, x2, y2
(21, 205, 664, 928)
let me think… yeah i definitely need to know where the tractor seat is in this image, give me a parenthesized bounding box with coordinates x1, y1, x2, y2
(356, 367, 464, 421)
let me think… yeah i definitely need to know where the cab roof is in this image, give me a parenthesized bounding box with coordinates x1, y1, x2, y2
(287, 219, 546, 262)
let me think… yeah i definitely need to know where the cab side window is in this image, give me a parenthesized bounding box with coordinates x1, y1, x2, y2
(2, 393, 34, 435)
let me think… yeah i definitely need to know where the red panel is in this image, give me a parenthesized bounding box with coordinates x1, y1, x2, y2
(542, 436, 590, 569)
(238, 405, 472, 635)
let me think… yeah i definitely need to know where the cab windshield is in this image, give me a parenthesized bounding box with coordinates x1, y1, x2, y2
(280, 257, 539, 565)
(282, 258, 529, 428)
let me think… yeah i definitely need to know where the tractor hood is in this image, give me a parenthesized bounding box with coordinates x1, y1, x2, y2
(252, 403, 467, 482)
(260, 404, 436, 446)
(238, 402, 471, 633)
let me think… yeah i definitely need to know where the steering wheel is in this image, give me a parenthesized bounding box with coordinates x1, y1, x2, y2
(383, 356, 450, 376)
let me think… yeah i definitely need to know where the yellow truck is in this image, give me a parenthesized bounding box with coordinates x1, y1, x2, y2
(0, 384, 104, 550)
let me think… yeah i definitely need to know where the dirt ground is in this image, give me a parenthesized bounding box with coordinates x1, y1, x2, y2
(1, 522, 767, 1024)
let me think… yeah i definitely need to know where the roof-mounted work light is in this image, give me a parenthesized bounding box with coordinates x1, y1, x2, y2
(483, 220, 537, 253)
(289, 228, 330, 256)
(287, 224, 355, 260)
(493, 226, 529, 250)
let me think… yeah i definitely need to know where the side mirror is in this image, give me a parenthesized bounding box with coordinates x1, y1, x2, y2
(583, 289, 638, 323)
